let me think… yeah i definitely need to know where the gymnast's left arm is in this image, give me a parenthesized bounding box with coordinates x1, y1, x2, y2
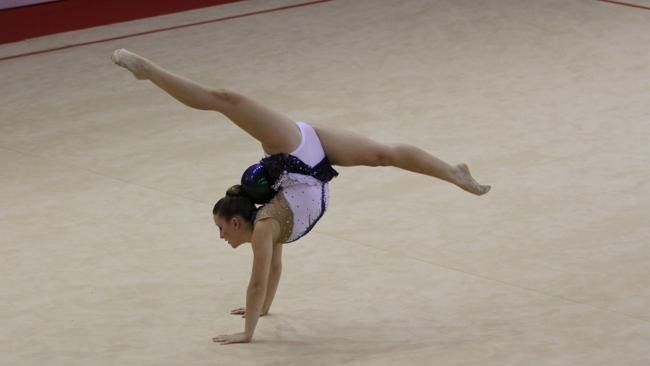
(213, 222, 273, 345)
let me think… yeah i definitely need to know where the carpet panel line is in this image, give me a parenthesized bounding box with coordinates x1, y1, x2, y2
(315, 231, 650, 324)
(0, 0, 337, 62)
(0, 145, 210, 207)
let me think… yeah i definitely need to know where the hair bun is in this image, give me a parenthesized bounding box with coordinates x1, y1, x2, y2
(226, 184, 243, 197)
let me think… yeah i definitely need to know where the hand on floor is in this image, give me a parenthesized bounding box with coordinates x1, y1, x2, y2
(231, 307, 268, 318)
(213, 332, 250, 345)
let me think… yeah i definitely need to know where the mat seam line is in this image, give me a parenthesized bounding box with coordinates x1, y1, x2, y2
(0, 0, 337, 62)
(3, 144, 647, 324)
(316, 231, 650, 324)
(0, 145, 210, 207)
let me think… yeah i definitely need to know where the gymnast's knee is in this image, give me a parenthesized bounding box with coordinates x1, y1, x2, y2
(371, 145, 397, 167)
(209, 88, 242, 108)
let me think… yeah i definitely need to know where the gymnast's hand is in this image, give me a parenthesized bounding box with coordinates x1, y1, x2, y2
(231, 307, 268, 318)
(213, 332, 250, 345)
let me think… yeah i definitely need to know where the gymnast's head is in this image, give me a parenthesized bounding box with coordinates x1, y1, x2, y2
(212, 185, 256, 249)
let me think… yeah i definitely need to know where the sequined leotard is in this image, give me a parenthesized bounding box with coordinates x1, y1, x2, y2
(254, 122, 338, 243)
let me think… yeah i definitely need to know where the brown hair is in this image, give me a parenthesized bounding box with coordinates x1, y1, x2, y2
(212, 185, 257, 223)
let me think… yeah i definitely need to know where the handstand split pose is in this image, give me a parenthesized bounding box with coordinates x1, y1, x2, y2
(111, 49, 490, 345)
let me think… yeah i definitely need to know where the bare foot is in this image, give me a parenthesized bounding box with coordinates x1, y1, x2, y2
(111, 49, 149, 80)
(453, 163, 491, 196)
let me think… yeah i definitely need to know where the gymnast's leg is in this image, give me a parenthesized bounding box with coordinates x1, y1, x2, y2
(111, 49, 489, 195)
(110, 49, 301, 155)
(314, 125, 490, 196)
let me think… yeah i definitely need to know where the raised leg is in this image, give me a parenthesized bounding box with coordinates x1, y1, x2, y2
(314, 125, 491, 196)
(111, 49, 301, 154)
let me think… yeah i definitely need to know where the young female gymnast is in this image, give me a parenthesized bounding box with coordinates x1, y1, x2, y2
(111, 49, 490, 345)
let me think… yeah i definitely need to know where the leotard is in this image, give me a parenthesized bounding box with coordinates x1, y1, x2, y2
(254, 122, 338, 243)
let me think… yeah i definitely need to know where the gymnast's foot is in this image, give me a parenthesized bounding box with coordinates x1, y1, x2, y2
(453, 163, 491, 196)
(111, 49, 149, 80)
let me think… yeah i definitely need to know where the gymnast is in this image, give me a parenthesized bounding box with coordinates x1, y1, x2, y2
(111, 49, 490, 345)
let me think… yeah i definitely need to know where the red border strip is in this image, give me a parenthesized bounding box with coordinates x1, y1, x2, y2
(0, 0, 335, 62)
(0, 0, 243, 44)
(597, 0, 650, 10)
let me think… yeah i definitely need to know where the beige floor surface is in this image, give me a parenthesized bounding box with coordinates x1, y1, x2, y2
(1, 0, 649, 365)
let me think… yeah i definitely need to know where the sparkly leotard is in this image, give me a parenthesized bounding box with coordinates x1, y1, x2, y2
(254, 122, 338, 243)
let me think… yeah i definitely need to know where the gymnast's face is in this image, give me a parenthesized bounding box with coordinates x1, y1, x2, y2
(214, 214, 248, 249)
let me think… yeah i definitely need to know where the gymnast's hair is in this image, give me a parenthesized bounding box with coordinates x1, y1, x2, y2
(212, 185, 257, 223)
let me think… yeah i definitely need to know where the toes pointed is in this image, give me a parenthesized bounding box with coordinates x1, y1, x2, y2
(111, 49, 124, 65)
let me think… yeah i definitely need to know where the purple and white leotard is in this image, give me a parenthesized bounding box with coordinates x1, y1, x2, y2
(254, 122, 338, 243)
